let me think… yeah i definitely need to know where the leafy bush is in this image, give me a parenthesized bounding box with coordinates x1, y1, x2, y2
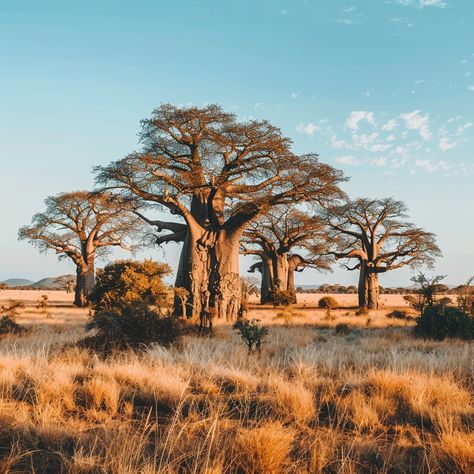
(82, 302, 183, 352)
(90, 260, 171, 312)
(0, 315, 28, 336)
(318, 296, 338, 309)
(270, 289, 296, 307)
(233, 318, 268, 354)
(83, 260, 180, 352)
(414, 305, 474, 340)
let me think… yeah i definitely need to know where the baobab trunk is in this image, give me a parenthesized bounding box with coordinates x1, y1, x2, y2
(357, 262, 379, 310)
(74, 263, 95, 307)
(259, 257, 274, 304)
(174, 229, 209, 320)
(286, 255, 304, 304)
(357, 262, 368, 308)
(208, 231, 242, 322)
(366, 271, 379, 310)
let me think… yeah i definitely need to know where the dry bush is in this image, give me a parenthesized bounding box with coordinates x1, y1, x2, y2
(318, 296, 338, 309)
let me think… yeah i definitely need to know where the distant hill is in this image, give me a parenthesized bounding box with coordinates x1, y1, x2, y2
(1, 278, 34, 287)
(1, 275, 75, 289)
(29, 275, 75, 289)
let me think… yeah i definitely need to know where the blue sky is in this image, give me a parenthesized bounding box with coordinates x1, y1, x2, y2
(1, 0, 473, 287)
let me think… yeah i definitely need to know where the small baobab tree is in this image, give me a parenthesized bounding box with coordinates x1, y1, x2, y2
(95, 104, 345, 325)
(326, 197, 441, 309)
(241, 207, 332, 305)
(19, 191, 140, 307)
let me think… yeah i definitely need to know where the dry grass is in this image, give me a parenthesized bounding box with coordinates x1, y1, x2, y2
(0, 290, 472, 473)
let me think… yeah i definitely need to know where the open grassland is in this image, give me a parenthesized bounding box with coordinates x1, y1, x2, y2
(0, 291, 473, 473)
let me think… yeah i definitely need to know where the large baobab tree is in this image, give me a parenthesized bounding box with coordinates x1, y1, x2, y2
(326, 197, 441, 309)
(241, 207, 332, 304)
(19, 191, 140, 307)
(95, 104, 345, 324)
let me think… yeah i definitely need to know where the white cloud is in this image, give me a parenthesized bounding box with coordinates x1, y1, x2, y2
(420, 0, 446, 7)
(400, 110, 432, 140)
(371, 157, 387, 166)
(353, 132, 379, 146)
(280, 9, 288, 15)
(415, 159, 448, 172)
(457, 122, 472, 134)
(395, 0, 446, 8)
(369, 144, 391, 152)
(331, 135, 347, 149)
(346, 111, 375, 130)
(336, 155, 361, 165)
(382, 119, 398, 131)
(439, 137, 457, 151)
(296, 122, 320, 135)
(254, 102, 264, 110)
(338, 15, 368, 25)
(468, 85, 474, 91)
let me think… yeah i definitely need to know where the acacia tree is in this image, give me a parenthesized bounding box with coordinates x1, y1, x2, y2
(326, 197, 441, 309)
(95, 104, 345, 324)
(241, 207, 332, 304)
(19, 191, 140, 307)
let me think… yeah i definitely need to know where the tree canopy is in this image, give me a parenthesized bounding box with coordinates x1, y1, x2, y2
(19, 191, 141, 306)
(95, 104, 346, 322)
(326, 197, 441, 308)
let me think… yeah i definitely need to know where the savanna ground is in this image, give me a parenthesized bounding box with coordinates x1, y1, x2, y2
(0, 290, 473, 473)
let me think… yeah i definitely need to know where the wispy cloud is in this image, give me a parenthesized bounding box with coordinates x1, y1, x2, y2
(296, 122, 320, 135)
(336, 155, 361, 165)
(394, 0, 447, 8)
(400, 110, 432, 140)
(345, 111, 376, 130)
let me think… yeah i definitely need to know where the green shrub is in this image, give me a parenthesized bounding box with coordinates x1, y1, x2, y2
(233, 318, 269, 354)
(318, 296, 338, 309)
(82, 302, 183, 352)
(414, 305, 474, 340)
(83, 260, 179, 352)
(90, 259, 171, 312)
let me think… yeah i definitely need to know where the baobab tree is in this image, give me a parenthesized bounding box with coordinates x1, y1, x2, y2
(326, 197, 441, 309)
(241, 207, 332, 304)
(19, 191, 140, 307)
(95, 104, 345, 324)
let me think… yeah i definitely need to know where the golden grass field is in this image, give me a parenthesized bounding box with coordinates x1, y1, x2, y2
(0, 290, 473, 473)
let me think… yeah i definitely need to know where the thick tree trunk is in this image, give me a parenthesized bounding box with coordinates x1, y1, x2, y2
(260, 257, 274, 304)
(174, 230, 209, 319)
(74, 263, 95, 307)
(358, 263, 368, 308)
(366, 272, 379, 310)
(357, 262, 379, 310)
(286, 255, 303, 305)
(208, 232, 242, 322)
